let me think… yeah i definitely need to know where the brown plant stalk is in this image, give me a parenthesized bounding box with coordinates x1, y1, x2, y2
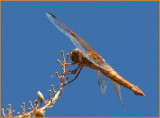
(2, 51, 70, 117)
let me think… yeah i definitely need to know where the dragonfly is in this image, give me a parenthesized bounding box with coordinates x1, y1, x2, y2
(46, 12, 145, 107)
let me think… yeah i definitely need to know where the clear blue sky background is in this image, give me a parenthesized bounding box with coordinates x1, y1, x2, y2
(1, 1, 159, 117)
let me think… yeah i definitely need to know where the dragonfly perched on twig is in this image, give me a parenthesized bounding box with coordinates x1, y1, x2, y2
(46, 12, 145, 107)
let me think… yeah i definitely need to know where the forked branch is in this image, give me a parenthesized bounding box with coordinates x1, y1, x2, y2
(2, 51, 72, 117)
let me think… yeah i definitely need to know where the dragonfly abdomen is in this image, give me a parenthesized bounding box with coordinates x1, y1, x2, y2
(101, 64, 145, 96)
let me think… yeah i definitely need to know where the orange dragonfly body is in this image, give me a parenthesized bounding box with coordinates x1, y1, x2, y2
(46, 12, 145, 105)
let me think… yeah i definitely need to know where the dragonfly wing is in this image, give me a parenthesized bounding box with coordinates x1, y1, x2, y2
(111, 80, 125, 109)
(46, 12, 107, 69)
(98, 71, 109, 95)
(46, 12, 71, 36)
(46, 12, 93, 53)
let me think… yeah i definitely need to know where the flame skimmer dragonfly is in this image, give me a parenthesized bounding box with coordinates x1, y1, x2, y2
(46, 12, 145, 106)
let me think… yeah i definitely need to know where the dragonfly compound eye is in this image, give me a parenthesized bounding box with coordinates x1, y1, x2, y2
(70, 50, 80, 63)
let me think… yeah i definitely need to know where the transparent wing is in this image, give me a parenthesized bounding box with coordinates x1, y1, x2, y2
(111, 80, 125, 110)
(98, 71, 109, 95)
(46, 12, 93, 52)
(46, 12, 70, 37)
(46, 12, 107, 70)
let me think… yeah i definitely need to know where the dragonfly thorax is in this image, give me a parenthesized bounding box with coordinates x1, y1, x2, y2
(70, 49, 101, 70)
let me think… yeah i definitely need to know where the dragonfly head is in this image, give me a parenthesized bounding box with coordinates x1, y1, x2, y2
(70, 49, 81, 63)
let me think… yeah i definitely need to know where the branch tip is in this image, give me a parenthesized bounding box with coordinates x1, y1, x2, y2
(17, 112, 20, 116)
(29, 101, 34, 109)
(28, 108, 31, 112)
(49, 90, 52, 100)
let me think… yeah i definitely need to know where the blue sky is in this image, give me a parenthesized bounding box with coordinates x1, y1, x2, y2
(1, 1, 159, 117)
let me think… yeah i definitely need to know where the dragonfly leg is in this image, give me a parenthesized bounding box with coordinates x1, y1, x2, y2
(64, 64, 81, 75)
(66, 62, 77, 66)
(64, 66, 83, 86)
(69, 64, 82, 74)
(53, 64, 81, 77)
(58, 60, 77, 66)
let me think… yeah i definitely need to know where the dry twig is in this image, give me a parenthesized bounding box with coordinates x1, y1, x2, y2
(2, 51, 71, 117)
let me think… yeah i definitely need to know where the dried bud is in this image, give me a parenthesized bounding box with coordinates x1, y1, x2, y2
(35, 100, 38, 107)
(34, 108, 45, 117)
(22, 102, 25, 106)
(28, 108, 31, 112)
(17, 112, 20, 116)
(57, 59, 60, 63)
(6, 108, 9, 116)
(12, 110, 15, 116)
(8, 104, 11, 109)
(61, 50, 63, 54)
(55, 72, 58, 75)
(66, 53, 69, 60)
(51, 85, 54, 92)
(37, 91, 45, 103)
(54, 90, 57, 95)
(20, 106, 23, 111)
(29, 101, 34, 108)
(1, 108, 4, 112)
(49, 90, 52, 99)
